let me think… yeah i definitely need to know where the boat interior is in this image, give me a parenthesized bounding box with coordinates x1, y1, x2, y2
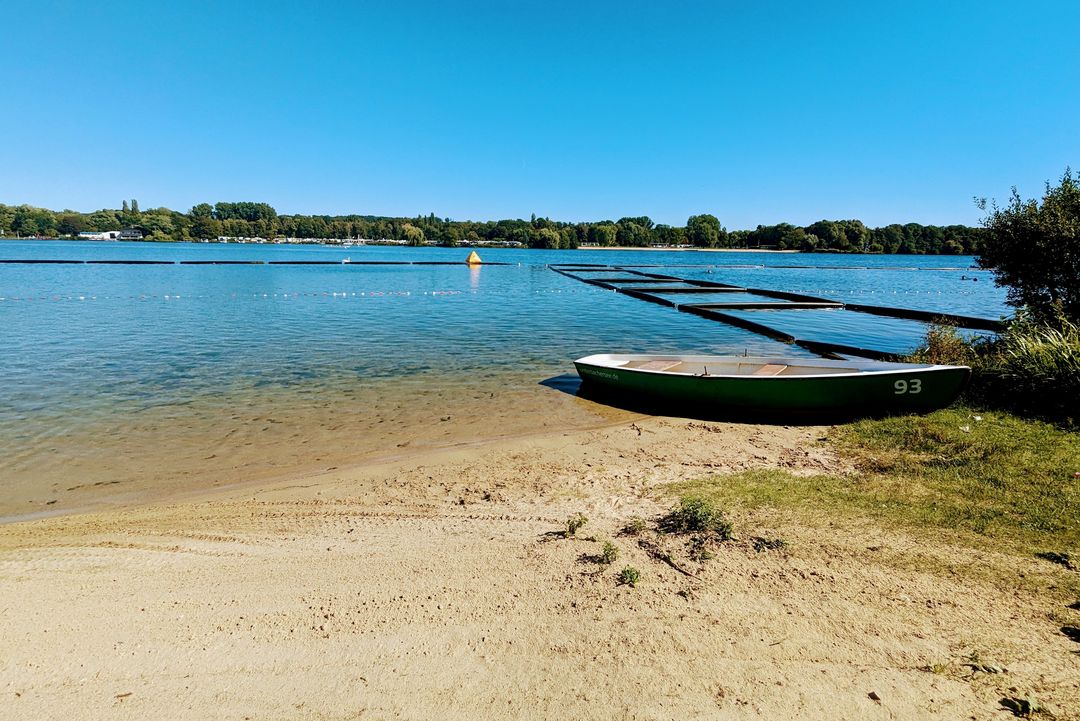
(612, 358, 861, 376)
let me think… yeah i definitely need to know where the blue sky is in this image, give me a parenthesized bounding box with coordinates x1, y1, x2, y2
(2, 0, 1077, 228)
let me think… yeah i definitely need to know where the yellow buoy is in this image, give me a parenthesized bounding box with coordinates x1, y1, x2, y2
(465, 250, 482, 265)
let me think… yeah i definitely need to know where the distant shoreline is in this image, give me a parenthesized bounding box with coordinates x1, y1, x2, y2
(583, 246, 800, 253)
(0, 237, 800, 254)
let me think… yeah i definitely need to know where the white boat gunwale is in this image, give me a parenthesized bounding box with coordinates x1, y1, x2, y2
(574, 353, 968, 380)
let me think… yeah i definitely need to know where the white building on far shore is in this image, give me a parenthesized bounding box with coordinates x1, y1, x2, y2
(77, 228, 143, 241)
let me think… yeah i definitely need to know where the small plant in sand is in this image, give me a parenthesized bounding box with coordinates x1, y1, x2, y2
(1000, 694, 1048, 717)
(751, 536, 787, 553)
(660, 496, 733, 541)
(617, 566, 641, 587)
(687, 534, 715, 562)
(565, 513, 588, 538)
(600, 541, 619, 565)
(623, 516, 648, 536)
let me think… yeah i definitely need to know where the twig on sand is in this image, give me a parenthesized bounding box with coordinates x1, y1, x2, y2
(637, 538, 698, 579)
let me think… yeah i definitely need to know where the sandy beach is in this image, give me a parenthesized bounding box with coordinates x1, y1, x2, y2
(2, 414, 1077, 721)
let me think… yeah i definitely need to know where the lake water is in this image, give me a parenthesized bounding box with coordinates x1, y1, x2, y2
(0, 241, 1008, 519)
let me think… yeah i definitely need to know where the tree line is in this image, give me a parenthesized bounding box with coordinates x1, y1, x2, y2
(0, 201, 985, 254)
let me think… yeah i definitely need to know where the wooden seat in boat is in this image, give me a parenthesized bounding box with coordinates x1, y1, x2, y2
(752, 364, 788, 376)
(633, 360, 683, 372)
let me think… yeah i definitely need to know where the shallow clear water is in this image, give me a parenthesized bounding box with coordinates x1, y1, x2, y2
(0, 241, 1009, 517)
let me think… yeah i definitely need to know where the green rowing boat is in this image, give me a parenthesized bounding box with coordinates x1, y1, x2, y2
(574, 354, 970, 416)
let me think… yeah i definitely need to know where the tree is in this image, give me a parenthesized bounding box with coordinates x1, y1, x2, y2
(615, 220, 651, 247)
(87, 210, 122, 231)
(402, 223, 425, 245)
(653, 224, 685, 246)
(0, 205, 14, 235)
(529, 227, 562, 248)
(58, 213, 88, 236)
(617, 216, 654, 231)
(0, 197, 990, 255)
(686, 214, 723, 248)
(587, 223, 617, 246)
(191, 215, 222, 240)
(214, 202, 276, 222)
(977, 169, 1080, 322)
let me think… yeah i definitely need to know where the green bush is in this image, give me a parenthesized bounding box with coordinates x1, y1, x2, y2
(978, 169, 1080, 324)
(659, 496, 733, 540)
(908, 324, 984, 367)
(911, 321, 1080, 425)
(600, 541, 619, 565)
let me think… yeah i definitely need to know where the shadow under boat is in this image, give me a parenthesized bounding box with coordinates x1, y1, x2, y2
(539, 373, 933, 425)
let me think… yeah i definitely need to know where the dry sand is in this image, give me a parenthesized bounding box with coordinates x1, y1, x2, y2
(2, 416, 1078, 720)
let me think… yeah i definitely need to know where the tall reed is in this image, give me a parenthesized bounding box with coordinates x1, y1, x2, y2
(911, 319, 1080, 424)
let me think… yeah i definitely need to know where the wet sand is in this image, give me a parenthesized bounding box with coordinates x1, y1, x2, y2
(1, 373, 630, 520)
(1, 411, 1078, 720)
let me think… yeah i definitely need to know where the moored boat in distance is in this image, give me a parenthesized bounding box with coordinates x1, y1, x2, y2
(574, 354, 970, 417)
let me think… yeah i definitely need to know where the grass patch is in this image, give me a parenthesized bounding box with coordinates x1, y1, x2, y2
(667, 407, 1080, 558)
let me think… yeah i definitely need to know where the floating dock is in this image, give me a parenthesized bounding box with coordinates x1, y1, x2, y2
(549, 264, 1002, 360)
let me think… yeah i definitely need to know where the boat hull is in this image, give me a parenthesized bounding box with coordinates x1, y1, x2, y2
(574, 355, 970, 417)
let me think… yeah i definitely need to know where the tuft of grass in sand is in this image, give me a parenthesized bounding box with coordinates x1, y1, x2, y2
(600, 541, 619, 565)
(751, 536, 787, 553)
(564, 513, 588, 538)
(667, 407, 1080, 563)
(659, 496, 733, 540)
